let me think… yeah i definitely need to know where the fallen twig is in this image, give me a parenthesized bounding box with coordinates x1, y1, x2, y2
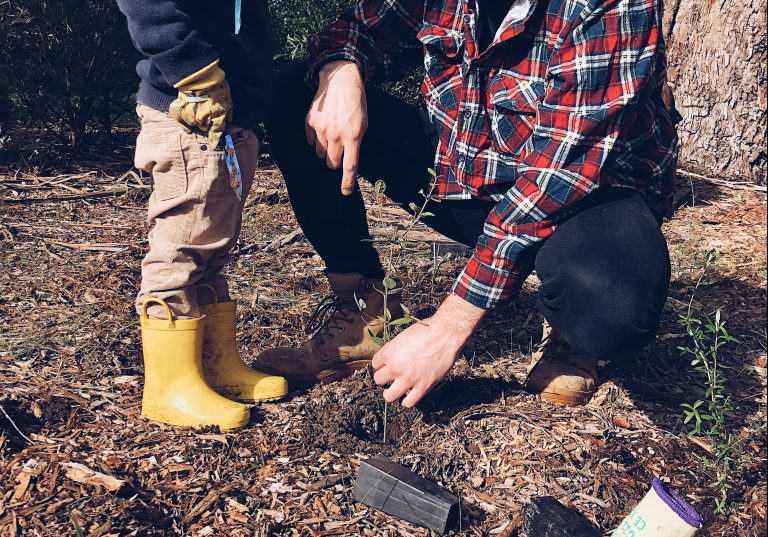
(0, 404, 35, 444)
(678, 169, 767, 192)
(60, 462, 125, 492)
(1, 187, 131, 204)
(45, 240, 131, 252)
(264, 228, 303, 251)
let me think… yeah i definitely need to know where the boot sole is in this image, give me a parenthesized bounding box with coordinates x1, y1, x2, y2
(221, 393, 289, 404)
(214, 385, 290, 404)
(531, 387, 595, 407)
(141, 407, 250, 430)
(286, 360, 372, 390)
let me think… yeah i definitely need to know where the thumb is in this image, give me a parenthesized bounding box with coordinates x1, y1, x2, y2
(208, 113, 227, 149)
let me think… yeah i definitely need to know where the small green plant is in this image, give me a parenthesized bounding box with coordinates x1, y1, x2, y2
(68, 508, 85, 537)
(359, 171, 438, 443)
(678, 250, 746, 515)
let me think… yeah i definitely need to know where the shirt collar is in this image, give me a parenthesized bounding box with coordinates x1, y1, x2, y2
(493, 0, 538, 44)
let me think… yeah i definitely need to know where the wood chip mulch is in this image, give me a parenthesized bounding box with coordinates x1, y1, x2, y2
(0, 161, 765, 536)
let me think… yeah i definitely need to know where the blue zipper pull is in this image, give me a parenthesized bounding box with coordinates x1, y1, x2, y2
(234, 0, 242, 34)
(224, 134, 243, 201)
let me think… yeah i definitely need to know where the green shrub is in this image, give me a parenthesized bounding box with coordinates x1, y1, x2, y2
(270, 0, 423, 104)
(271, 0, 353, 68)
(0, 0, 138, 147)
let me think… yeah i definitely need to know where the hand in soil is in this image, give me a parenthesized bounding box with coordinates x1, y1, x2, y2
(372, 294, 485, 408)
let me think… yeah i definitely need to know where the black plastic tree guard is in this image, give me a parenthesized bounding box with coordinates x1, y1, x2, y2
(353, 456, 460, 534)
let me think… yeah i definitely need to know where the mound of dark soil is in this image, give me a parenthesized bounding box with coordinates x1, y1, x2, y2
(301, 369, 422, 456)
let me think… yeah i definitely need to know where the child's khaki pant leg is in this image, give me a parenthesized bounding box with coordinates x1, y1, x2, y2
(197, 129, 260, 305)
(134, 105, 246, 319)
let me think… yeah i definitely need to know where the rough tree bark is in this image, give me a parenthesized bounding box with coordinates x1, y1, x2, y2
(663, 0, 767, 183)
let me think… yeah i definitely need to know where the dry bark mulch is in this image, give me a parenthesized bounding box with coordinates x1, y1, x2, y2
(0, 161, 766, 536)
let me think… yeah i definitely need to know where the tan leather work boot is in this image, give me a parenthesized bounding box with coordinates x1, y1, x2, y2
(253, 273, 403, 388)
(524, 320, 598, 406)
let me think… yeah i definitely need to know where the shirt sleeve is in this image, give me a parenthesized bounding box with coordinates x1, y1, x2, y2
(117, 0, 218, 86)
(308, 0, 425, 82)
(453, 0, 664, 309)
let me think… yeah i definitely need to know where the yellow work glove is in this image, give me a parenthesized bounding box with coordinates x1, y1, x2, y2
(169, 60, 233, 149)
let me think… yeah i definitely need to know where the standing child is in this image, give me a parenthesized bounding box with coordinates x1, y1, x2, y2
(118, 0, 287, 429)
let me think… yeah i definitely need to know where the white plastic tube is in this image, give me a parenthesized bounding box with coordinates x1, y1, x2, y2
(613, 479, 703, 537)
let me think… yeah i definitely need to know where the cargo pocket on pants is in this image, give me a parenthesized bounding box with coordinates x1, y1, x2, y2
(135, 129, 189, 202)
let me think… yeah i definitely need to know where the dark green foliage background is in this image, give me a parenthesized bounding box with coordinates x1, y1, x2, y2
(271, 0, 353, 66)
(0, 0, 139, 147)
(0, 0, 420, 150)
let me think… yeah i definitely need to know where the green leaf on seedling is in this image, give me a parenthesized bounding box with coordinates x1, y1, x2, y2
(374, 180, 387, 194)
(428, 168, 437, 178)
(368, 329, 385, 345)
(383, 276, 397, 290)
(357, 298, 367, 311)
(408, 202, 419, 212)
(391, 317, 412, 326)
(421, 212, 436, 218)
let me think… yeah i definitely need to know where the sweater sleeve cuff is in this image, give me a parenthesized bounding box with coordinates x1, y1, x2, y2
(452, 254, 526, 310)
(151, 29, 219, 86)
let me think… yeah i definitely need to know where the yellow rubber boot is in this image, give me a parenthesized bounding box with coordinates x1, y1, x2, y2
(199, 300, 288, 403)
(139, 298, 250, 430)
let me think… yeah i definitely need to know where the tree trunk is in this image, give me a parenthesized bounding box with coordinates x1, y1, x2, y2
(663, 0, 767, 183)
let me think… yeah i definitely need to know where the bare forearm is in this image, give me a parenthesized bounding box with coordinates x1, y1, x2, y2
(432, 293, 487, 343)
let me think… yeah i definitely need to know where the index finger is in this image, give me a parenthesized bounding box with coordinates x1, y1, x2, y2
(371, 347, 386, 370)
(340, 138, 361, 196)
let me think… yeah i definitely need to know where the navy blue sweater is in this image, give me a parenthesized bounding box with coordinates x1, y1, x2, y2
(118, 0, 272, 129)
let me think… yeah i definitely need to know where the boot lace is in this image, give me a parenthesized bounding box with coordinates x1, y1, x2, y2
(530, 327, 593, 373)
(537, 330, 573, 358)
(304, 294, 360, 341)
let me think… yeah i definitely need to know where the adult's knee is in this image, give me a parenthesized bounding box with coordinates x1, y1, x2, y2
(538, 262, 666, 359)
(535, 192, 670, 358)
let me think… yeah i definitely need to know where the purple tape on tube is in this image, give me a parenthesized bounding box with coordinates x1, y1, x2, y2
(652, 479, 703, 529)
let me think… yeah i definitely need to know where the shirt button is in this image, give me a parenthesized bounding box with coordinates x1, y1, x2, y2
(511, 99, 520, 107)
(463, 14, 472, 23)
(463, 110, 472, 118)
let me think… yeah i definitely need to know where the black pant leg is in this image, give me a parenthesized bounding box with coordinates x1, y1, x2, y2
(266, 64, 384, 276)
(266, 63, 495, 278)
(535, 187, 672, 359)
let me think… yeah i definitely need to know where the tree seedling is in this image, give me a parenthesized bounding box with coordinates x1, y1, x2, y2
(360, 173, 438, 443)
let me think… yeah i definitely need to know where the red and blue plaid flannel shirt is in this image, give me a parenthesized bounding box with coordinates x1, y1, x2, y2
(309, 0, 678, 309)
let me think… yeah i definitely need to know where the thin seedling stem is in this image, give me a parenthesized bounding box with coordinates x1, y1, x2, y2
(383, 401, 389, 444)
